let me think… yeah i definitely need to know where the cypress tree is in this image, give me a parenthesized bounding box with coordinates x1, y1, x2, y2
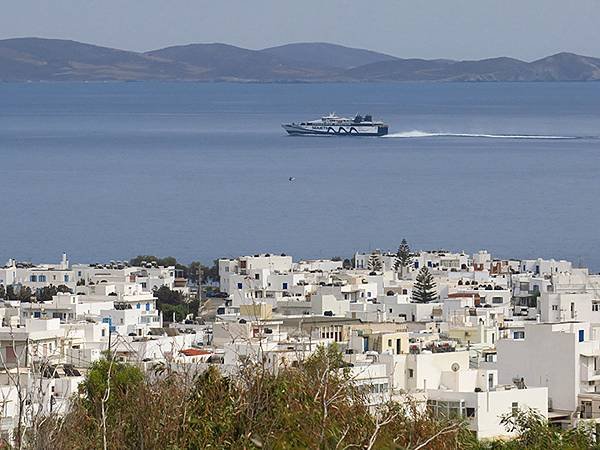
(412, 267, 437, 303)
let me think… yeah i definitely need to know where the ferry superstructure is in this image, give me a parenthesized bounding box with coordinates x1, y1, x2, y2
(282, 113, 389, 137)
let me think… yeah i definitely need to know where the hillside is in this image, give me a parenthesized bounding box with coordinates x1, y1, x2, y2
(1, 38, 600, 82)
(259, 42, 397, 69)
(0, 37, 191, 81)
(146, 43, 334, 81)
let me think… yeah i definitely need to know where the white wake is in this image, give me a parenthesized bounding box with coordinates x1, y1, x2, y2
(384, 130, 579, 140)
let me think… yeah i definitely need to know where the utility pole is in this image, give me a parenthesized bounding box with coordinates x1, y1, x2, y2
(197, 266, 203, 302)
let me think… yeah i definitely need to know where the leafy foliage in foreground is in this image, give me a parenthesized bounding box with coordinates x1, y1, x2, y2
(26, 346, 600, 450)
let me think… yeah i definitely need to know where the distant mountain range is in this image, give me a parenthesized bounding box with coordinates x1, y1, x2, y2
(1, 37, 600, 82)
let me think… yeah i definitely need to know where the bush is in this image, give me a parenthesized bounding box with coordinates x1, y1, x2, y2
(28, 347, 599, 450)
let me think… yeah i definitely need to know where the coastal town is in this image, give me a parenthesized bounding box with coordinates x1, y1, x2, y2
(1, 243, 599, 444)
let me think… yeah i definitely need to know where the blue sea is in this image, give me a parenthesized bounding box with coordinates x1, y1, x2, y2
(0, 82, 599, 269)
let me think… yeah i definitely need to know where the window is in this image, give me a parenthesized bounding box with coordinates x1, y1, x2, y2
(552, 305, 559, 311)
(282, 282, 288, 290)
(408, 369, 414, 378)
(388, 339, 392, 347)
(39, 275, 46, 282)
(237, 283, 243, 289)
(255, 274, 260, 280)
(64, 275, 69, 282)
(492, 297, 503, 304)
(593, 304, 600, 312)
(512, 402, 519, 415)
(579, 329, 585, 342)
(514, 331, 525, 340)
(488, 373, 494, 390)
(427, 400, 466, 419)
(146, 303, 150, 311)
(30, 275, 37, 282)
(581, 401, 593, 419)
(136, 303, 141, 309)
(466, 407, 476, 418)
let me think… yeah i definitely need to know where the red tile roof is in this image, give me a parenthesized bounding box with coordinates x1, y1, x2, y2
(179, 348, 212, 357)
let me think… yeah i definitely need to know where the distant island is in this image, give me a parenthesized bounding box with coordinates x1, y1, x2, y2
(1, 37, 600, 82)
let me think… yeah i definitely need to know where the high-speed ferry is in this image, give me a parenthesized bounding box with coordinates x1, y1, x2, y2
(282, 113, 389, 136)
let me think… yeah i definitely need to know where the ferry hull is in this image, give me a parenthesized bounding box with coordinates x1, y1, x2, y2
(282, 124, 388, 137)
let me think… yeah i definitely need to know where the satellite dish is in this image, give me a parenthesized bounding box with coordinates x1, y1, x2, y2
(451, 362, 460, 372)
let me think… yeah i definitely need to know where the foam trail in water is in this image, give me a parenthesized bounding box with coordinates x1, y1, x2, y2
(384, 130, 579, 140)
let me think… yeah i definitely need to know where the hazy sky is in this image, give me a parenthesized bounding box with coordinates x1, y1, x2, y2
(2, 0, 600, 60)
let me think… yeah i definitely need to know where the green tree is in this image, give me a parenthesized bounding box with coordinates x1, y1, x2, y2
(393, 239, 412, 278)
(36, 284, 72, 302)
(188, 261, 209, 284)
(153, 285, 199, 322)
(367, 252, 383, 272)
(204, 259, 220, 283)
(153, 285, 183, 305)
(412, 267, 437, 303)
(129, 255, 178, 267)
(6, 285, 33, 302)
(491, 408, 600, 450)
(80, 358, 144, 418)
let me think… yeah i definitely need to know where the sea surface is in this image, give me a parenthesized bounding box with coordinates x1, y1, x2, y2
(0, 82, 599, 269)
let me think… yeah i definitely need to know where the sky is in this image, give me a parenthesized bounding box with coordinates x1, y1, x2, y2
(1, 0, 600, 60)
